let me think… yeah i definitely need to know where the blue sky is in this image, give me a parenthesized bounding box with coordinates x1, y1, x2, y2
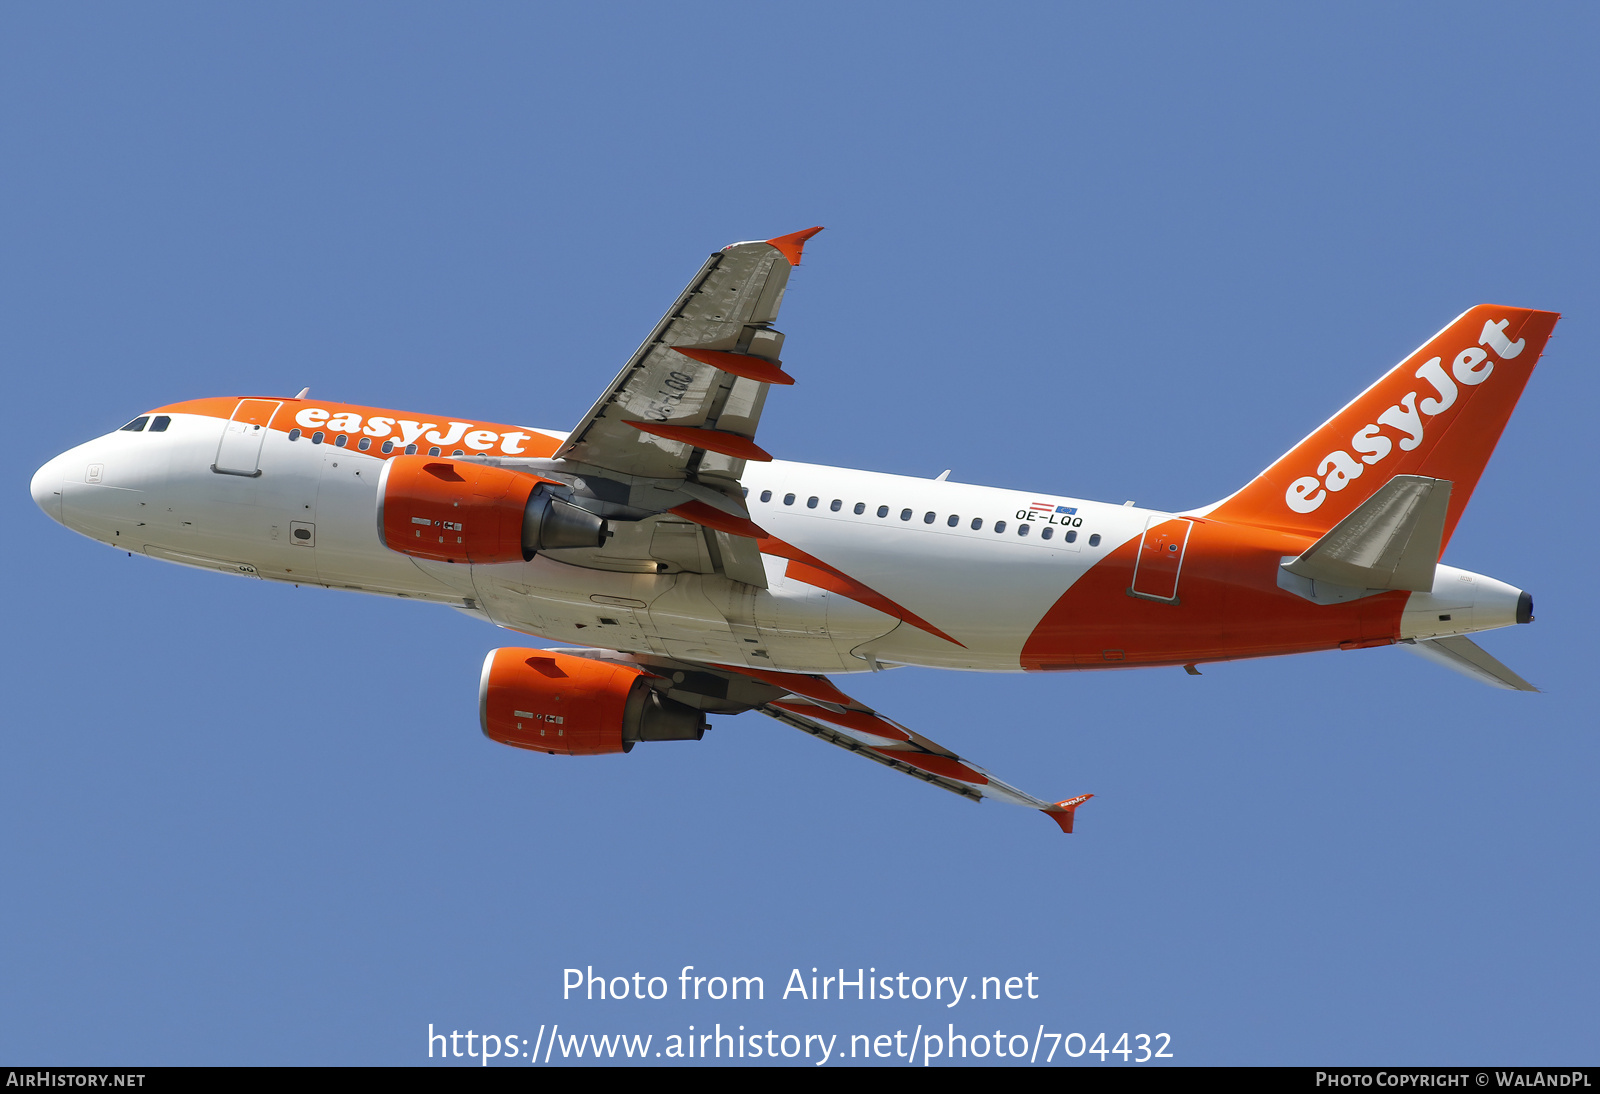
(3, 2, 1596, 1066)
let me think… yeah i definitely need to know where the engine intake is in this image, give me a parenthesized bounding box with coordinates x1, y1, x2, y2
(478, 648, 708, 755)
(377, 455, 606, 564)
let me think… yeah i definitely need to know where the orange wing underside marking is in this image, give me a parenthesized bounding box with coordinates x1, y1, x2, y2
(671, 346, 795, 386)
(625, 421, 773, 462)
(767, 699, 988, 784)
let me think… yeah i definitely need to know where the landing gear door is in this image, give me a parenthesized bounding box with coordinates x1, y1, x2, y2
(214, 399, 282, 477)
(1129, 517, 1194, 604)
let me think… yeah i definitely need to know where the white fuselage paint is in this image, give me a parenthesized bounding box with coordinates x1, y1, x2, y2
(30, 411, 1522, 674)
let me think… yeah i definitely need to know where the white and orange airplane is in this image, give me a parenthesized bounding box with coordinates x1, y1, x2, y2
(29, 228, 1557, 833)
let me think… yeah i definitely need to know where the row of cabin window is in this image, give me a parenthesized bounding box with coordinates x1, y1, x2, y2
(752, 489, 1100, 546)
(119, 415, 171, 432)
(286, 428, 463, 456)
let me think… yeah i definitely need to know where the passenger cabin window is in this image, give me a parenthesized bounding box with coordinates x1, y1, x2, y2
(923, 511, 935, 524)
(312, 431, 325, 444)
(854, 503, 865, 515)
(900, 508, 912, 521)
(947, 514, 959, 527)
(288, 428, 302, 441)
(149, 416, 171, 432)
(995, 520, 1007, 533)
(760, 490, 772, 503)
(335, 434, 348, 448)
(405, 443, 418, 454)
(807, 496, 818, 508)
(120, 416, 149, 432)
(358, 437, 371, 451)
(1088, 533, 1101, 546)
(877, 505, 889, 518)
(381, 440, 395, 453)
(830, 499, 842, 512)
(453, 449, 464, 456)
(1065, 530, 1077, 543)
(1018, 523, 1029, 536)
(783, 493, 795, 505)
(1041, 526, 1053, 540)
(971, 518, 983, 530)
(428, 446, 441, 456)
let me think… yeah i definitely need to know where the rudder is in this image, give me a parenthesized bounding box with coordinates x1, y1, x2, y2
(1204, 304, 1558, 548)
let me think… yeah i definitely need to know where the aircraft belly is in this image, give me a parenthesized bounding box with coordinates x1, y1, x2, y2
(462, 553, 894, 674)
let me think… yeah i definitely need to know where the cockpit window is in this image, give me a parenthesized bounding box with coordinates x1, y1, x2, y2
(119, 416, 149, 432)
(149, 415, 171, 432)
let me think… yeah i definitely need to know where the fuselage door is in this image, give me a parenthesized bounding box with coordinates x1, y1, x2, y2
(214, 399, 282, 477)
(1129, 517, 1194, 603)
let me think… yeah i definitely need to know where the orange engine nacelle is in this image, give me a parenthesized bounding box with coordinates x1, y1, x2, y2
(377, 455, 606, 564)
(478, 648, 708, 756)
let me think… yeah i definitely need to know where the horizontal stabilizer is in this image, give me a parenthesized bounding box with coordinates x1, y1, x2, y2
(1402, 635, 1538, 692)
(1283, 475, 1450, 593)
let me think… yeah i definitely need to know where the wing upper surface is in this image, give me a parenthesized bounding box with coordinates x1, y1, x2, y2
(555, 229, 821, 492)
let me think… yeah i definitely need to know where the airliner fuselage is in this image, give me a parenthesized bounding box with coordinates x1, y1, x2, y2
(29, 394, 1527, 676)
(26, 228, 1555, 830)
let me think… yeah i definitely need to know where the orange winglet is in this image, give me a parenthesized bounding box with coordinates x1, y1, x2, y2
(668, 499, 768, 541)
(765, 226, 824, 266)
(771, 701, 912, 742)
(625, 421, 773, 462)
(1043, 793, 1094, 834)
(673, 347, 795, 386)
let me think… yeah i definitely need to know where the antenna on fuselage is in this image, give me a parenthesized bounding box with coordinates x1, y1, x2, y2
(294, 387, 310, 399)
(934, 469, 951, 481)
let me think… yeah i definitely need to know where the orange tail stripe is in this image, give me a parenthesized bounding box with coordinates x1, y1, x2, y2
(1206, 305, 1558, 547)
(625, 421, 773, 462)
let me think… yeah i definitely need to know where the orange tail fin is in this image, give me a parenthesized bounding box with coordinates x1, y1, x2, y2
(1205, 305, 1559, 548)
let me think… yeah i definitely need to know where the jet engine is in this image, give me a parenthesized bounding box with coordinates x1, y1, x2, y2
(478, 648, 708, 755)
(377, 455, 606, 564)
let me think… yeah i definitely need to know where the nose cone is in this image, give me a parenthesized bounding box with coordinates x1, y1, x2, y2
(31, 455, 64, 524)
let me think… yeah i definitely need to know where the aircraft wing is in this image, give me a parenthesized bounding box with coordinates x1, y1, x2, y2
(543, 648, 1092, 833)
(554, 228, 823, 495)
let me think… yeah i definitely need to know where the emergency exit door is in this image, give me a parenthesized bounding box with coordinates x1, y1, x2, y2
(1128, 517, 1194, 603)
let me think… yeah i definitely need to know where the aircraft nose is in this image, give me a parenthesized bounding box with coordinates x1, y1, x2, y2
(30, 455, 64, 524)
